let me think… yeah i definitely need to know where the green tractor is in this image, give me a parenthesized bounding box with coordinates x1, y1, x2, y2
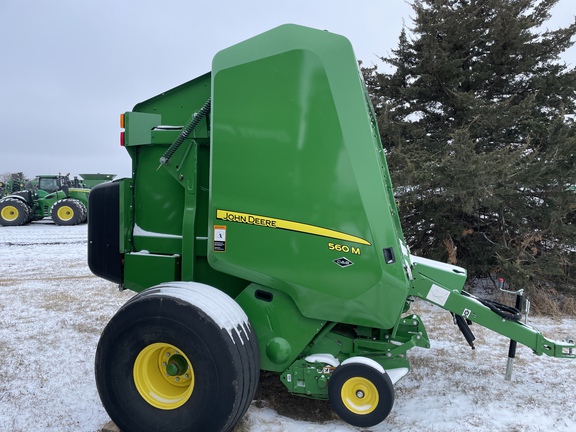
(0, 174, 89, 226)
(88, 25, 575, 431)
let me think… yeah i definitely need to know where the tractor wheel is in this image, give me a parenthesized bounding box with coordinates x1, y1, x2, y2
(0, 198, 30, 226)
(51, 199, 83, 225)
(328, 357, 395, 428)
(77, 202, 88, 223)
(95, 282, 260, 432)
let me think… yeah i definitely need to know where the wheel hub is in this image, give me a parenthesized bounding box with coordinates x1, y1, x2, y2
(133, 342, 194, 410)
(341, 377, 379, 415)
(165, 354, 189, 377)
(1, 206, 18, 221)
(57, 206, 74, 221)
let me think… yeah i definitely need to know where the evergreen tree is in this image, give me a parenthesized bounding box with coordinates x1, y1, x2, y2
(9, 172, 27, 182)
(364, 0, 576, 296)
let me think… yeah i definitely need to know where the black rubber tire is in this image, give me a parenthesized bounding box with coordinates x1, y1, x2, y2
(51, 198, 83, 225)
(78, 201, 88, 223)
(95, 282, 260, 432)
(328, 359, 395, 428)
(0, 198, 30, 226)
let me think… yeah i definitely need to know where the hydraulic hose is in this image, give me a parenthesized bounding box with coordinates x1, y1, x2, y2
(478, 298, 521, 321)
(462, 291, 522, 321)
(159, 98, 212, 166)
(453, 313, 476, 349)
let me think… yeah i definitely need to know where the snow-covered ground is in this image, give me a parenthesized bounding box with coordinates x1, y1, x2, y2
(0, 222, 574, 432)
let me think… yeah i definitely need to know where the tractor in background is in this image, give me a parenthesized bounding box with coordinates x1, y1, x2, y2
(0, 173, 116, 226)
(0, 174, 90, 226)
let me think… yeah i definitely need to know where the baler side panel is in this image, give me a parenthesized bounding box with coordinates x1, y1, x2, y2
(208, 25, 411, 329)
(236, 283, 326, 372)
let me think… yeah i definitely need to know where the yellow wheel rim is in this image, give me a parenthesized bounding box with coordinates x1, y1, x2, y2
(341, 377, 379, 415)
(1, 205, 18, 222)
(133, 342, 195, 410)
(56, 206, 74, 221)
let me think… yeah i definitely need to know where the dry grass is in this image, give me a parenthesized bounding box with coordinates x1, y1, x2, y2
(468, 280, 576, 317)
(39, 290, 84, 312)
(525, 287, 576, 316)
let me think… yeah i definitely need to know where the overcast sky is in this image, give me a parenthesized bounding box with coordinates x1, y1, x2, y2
(1, 1, 574, 180)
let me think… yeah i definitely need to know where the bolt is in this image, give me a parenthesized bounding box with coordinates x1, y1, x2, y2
(175, 377, 180, 382)
(356, 390, 365, 398)
(166, 352, 171, 357)
(184, 374, 189, 379)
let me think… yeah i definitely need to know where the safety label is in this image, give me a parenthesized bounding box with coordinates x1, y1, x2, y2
(213, 225, 226, 252)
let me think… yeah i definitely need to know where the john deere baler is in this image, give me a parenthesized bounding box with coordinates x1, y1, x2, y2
(88, 25, 575, 432)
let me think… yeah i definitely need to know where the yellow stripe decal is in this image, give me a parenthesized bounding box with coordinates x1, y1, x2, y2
(216, 209, 371, 246)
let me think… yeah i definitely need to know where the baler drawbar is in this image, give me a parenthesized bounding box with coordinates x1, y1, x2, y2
(410, 256, 575, 359)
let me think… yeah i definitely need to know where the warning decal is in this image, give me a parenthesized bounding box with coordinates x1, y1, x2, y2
(213, 225, 226, 252)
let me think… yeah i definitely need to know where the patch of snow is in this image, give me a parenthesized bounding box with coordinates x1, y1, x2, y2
(385, 367, 410, 385)
(342, 356, 385, 374)
(148, 281, 251, 344)
(411, 253, 466, 275)
(337, 357, 408, 384)
(133, 223, 182, 239)
(305, 353, 340, 367)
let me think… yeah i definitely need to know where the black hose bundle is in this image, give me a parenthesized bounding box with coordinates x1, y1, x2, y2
(479, 298, 522, 321)
(462, 291, 522, 321)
